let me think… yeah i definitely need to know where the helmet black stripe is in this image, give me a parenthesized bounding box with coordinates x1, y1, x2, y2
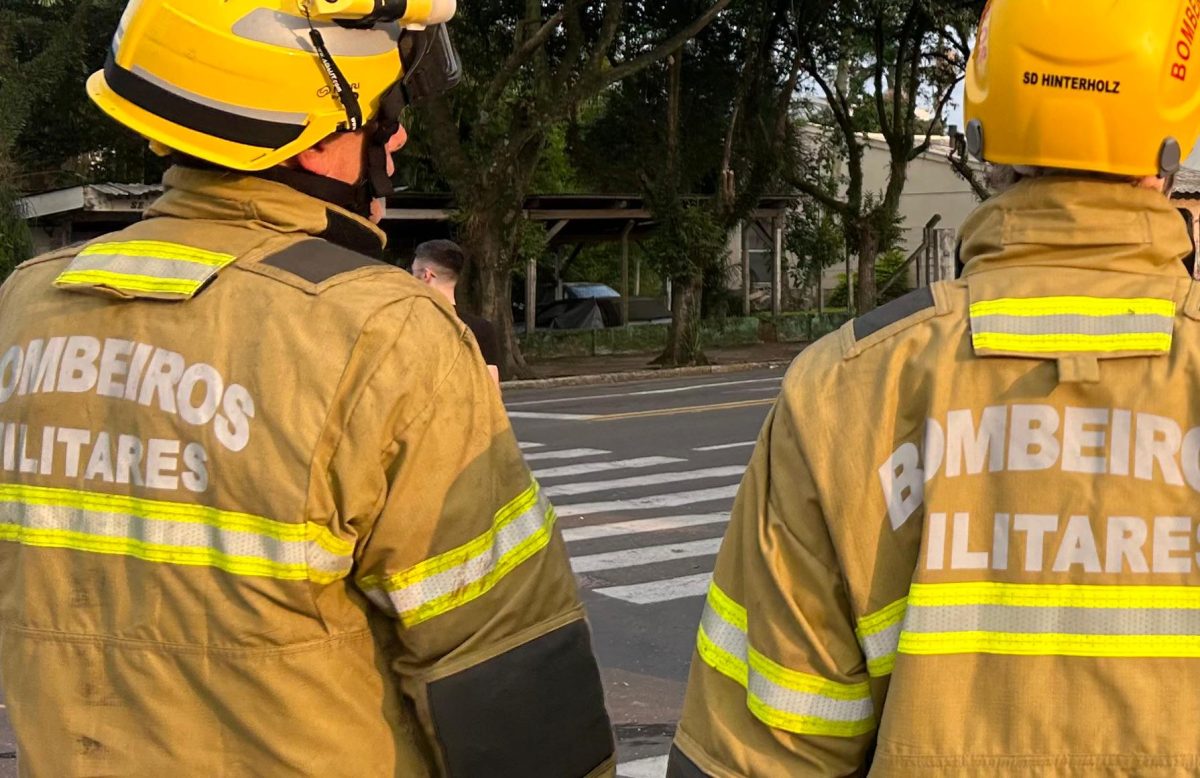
(104, 52, 306, 150)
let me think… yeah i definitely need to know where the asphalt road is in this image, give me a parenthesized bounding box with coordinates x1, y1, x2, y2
(0, 366, 787, 778)
(506, 367, 785, 778)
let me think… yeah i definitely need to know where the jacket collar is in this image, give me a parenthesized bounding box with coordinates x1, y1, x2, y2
(959, 177, 1192, 279)
(146, 165, 387, 258)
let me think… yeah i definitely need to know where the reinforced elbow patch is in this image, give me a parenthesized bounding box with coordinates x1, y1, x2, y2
(427, 620, 613, 777)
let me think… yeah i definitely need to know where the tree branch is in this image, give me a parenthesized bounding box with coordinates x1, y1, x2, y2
(592, 0, 732, 90)
(908, 73, 961, 161)
(552, 0, 588, 89)
(482, 8, 566, 108)
(872, 10, 892, 144)
(580, 0, 625, 84)
(787, 169, 850, 214)
(948, 150, 991, 201)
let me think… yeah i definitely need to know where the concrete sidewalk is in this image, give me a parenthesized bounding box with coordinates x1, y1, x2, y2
(506, 342, 808, 389)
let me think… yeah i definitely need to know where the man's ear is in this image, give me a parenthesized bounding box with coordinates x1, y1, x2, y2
(294, 141, 332, 177)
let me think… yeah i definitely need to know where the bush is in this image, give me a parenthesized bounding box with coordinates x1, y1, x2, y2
(827, 248, 914, 309)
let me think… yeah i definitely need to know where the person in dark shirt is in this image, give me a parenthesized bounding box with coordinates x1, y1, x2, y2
(411, 239, 501, 383)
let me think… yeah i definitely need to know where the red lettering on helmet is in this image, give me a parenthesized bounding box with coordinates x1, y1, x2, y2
(1174, 1, 1200, 79)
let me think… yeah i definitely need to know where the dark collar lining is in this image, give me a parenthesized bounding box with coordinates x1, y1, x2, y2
(169, 159, 385, 258)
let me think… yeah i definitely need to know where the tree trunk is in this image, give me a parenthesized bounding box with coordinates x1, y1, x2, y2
(655, 274, 707, 366)
(459, 212, 534, 381)
(855, 227, 880, 314)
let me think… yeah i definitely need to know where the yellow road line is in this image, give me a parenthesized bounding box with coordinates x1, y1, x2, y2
(589, 398, 774, 422)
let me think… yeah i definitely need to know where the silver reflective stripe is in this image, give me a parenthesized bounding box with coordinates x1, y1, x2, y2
(700, 596, 746, 657)
(231, 9, 401, 57)
(972, 313, 1173, 338)
(112, 0, 141, 53)
(747, 670, 873, 725)
(905, 604, 1200, 636)
(132, 65, 309, 126)
(0, 498, 351, 582)
(360, 485, 556, 625)
(65, 253, 220, 285)
(860, 621, 902, 664)
(698, 584, 875, 735)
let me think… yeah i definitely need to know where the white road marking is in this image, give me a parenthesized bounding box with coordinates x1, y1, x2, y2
(507, 411, 597, 420)
(505, 377, 783, 407)
(692, 441, 756, 452)
(571, 538, 723, 573)
(523, 448, 610, 462)
(533, 456, 685, 480)
(561, 513, 728, 542)
(618, 754, 669, 778)
(544, 466, 745, 497)
(631, 377, 781, 396)
(594, 572, 713, 604)
(556, 485, 741, 515)
(517, 442, 544, 450)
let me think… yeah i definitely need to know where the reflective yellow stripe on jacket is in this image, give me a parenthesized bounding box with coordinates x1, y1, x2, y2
(856, 597, 907, 677)
(55, 240, 236, 299)
(970, 296, 1175, 355)
(0, 484, 352, 582)
(358, 479, 556, 627)
(698, 582, 874, 737)
(899, 582, 1200, 658)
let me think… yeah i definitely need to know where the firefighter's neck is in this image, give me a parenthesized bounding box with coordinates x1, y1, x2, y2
(431, 281, 457, 307)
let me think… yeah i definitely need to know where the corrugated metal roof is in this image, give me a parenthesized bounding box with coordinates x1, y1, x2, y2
(90, 183, 163, 197)
(1174, 167, 1200, 197)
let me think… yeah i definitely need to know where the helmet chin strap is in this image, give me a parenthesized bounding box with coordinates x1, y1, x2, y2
(365, 128, 396, 200)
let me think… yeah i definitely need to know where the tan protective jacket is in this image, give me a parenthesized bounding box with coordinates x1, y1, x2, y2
(670, 178, 1200, 777)
(0, 166, 614, 778)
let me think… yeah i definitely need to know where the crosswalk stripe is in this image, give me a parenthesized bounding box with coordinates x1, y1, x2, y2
(543, 466, 745, 498)
(571, 538, 723, 573)
(556, 484, 740, 515)
(561, 513, 728, 542)
(523, 447, 610, 462)
(594, 572, 712, 604)
(517, 442, 544, 450)
(617, 754, 669, 778)
(533, 456, 685, 480)
(693, 441, 756, 452)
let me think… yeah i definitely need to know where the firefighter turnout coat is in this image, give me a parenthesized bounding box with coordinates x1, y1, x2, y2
(0, 166, 614, 778)
(669, 177, 1200, 777)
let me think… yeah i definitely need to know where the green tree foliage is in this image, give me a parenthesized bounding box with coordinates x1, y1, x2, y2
(413, 0, 731, 377)
(574, 0, 815, 364)
(0, 177, 34, 277)
(1, 0, 157, 193)
(790, 0, 983, 313)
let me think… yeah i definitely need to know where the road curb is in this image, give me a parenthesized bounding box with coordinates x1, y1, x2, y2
(500, 360, 790, 391)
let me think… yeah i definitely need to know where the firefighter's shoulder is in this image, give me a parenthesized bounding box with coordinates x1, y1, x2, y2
(841, 280, 961, 359)
(777, 280, 962, 394)
(11, 241, 89, 274)
(248, 236, 397, 292)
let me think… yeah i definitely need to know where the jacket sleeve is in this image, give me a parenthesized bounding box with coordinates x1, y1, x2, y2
(669, 369, 880, 777)
(327, 297, 614, 778)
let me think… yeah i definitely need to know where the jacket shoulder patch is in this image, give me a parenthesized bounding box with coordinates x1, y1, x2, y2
(852, 286, 935, 342)
(261, 238, 388, 285)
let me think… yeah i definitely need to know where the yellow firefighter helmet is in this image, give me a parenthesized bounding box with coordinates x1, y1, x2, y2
(965, 0, 1200, 177)
(87, 0, 458, 172)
